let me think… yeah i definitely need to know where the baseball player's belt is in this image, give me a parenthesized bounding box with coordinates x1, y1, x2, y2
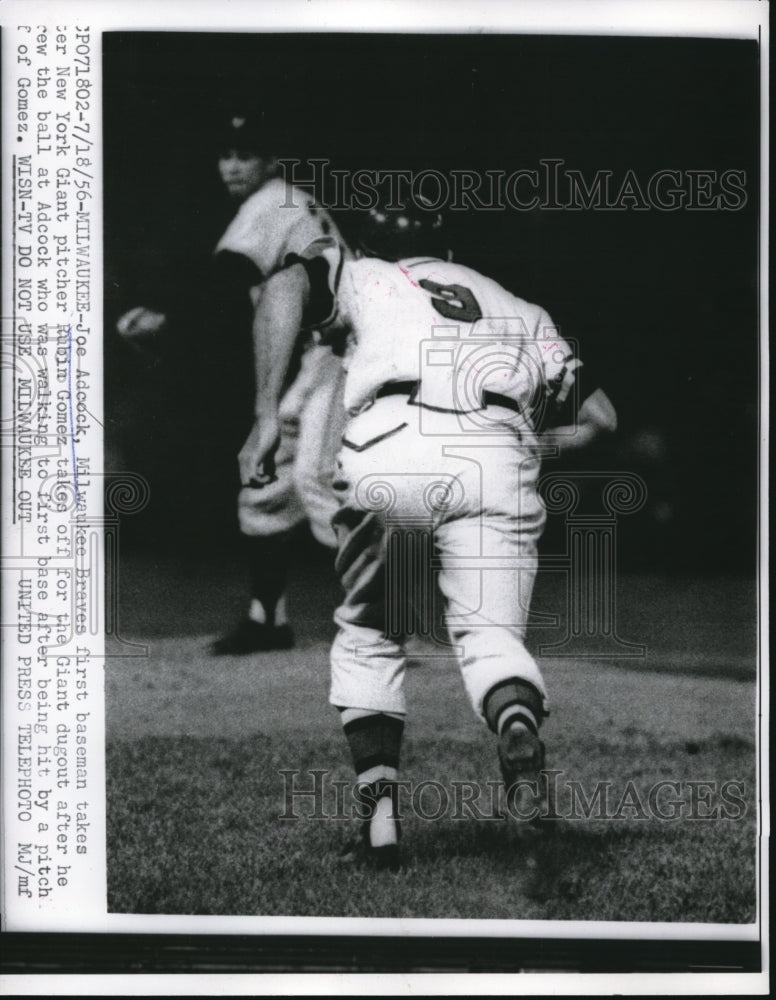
(374, 380, 522, 415)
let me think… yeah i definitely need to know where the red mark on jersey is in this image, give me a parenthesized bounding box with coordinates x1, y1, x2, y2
(397, 263, 419, 288)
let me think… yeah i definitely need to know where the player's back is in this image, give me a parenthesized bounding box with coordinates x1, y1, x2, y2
(339, 255, 559, 415)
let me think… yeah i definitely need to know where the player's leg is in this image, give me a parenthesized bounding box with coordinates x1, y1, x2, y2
(210, 395, 306, 655)
(436, 514, 548, 715)
(213, 345, 345, 654)
(329, 479, 408, 868)
(337, 706, 405, 868)
(434, 447, 552, 823)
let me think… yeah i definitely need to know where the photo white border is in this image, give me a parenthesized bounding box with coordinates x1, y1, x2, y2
(0, 0, 768, 991)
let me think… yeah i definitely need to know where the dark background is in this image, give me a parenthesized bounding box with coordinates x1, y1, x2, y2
(103, 32, 760, 572)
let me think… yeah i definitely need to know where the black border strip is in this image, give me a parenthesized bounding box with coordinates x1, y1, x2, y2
(0, 933, 762, 974)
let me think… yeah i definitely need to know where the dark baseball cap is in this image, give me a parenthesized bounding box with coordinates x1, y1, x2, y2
(215, 112, 275, 155)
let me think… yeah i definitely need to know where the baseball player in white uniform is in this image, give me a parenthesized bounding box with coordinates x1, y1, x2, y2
(118, 114, 346, 654)
(240, 205, 617, 867)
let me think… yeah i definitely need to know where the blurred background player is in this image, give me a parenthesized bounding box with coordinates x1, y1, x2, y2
(239, 204, 618, 867)
(116, 112, 346, 654)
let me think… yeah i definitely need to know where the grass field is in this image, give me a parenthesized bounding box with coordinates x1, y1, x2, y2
(106, 553, 759, 921)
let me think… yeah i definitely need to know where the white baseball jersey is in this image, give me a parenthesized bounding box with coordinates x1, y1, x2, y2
(219, 181, 346, 543)
(296, 238, 581, 426)
(216, 177, 340, 279)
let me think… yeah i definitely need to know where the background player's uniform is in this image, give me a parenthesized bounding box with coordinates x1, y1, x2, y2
(295, 238, 581, 721)
(217, 178, 346, 547)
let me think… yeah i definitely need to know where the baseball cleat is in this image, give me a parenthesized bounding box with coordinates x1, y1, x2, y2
(362, 791, 402, 871)
(498, 725, 554, 829)
(340, 784, 402, 871)
(339, 828, 401, 871)
(208, 619, 294, 655)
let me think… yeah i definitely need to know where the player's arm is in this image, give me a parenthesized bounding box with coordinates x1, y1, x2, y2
(238, 264, 311, 487)
(534, 308, 617, 454)
(542, 387, 618, 454)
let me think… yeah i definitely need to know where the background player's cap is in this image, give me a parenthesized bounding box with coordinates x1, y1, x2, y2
(216, 112, 274, 156)
(358, 197, 449, 261)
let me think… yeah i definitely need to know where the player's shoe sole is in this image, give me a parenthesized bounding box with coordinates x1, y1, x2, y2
(208, 620, 295, 655)
(498, 726, 556, 831)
